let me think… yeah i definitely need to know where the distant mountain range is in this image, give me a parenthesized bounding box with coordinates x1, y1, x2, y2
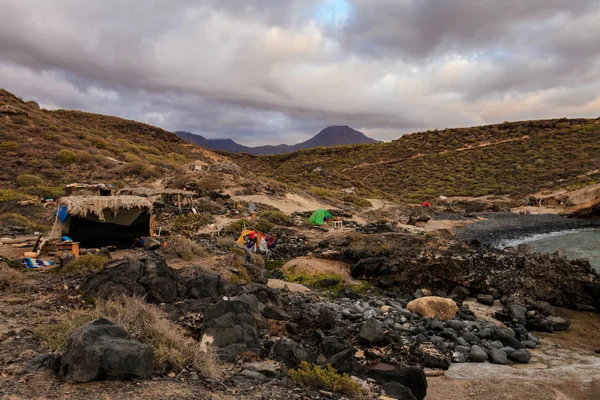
(176, 126, 379, 155)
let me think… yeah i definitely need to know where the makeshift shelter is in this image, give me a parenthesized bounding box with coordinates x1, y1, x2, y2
(65, 183, 114, 196)
(54, 196, 154, 248)
(309, 209, 333, 225)
(116, 188, 197, 212)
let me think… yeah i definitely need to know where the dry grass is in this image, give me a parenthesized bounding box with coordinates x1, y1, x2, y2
(59, 254, 109, 275)
(0, 262, 32, 292)
(59, 195, 152, 221)
(35, 296, 217, 377)
(160, 236, 207, 261)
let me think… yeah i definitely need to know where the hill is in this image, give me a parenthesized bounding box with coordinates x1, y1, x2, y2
(230, 118, 600, 202)
(0, 88, 221, 199)
(176, 125, 379, 155)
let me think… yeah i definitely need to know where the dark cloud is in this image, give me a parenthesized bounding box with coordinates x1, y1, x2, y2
(0, 0, 599, 145)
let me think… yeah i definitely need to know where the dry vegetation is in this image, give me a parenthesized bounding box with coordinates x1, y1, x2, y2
(232, 118, 600, 202)
(0, 88, 212, 196)
(35, 296, 216, 377)
(0, 262, 32, 292)
(291, 362, 365, 399)
(160, 236, 207, 261)
(59, 254, 109, 275)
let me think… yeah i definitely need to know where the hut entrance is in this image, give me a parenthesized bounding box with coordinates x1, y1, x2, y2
(68, 212, 151, 248)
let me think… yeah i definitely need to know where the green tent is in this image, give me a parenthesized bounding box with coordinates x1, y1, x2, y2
(309, 208, 333, 225)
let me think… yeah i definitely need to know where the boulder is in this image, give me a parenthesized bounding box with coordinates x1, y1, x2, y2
(261, 305, 290, 321)
(359, 318, 385, 346)
(317, 308, 336, 330)
(186, 273, 227, 300)
(201, 297, 261, 361)
(56, 318, 153, 383)
(509, 349, 531, 363)
(269, 338, 307, 369)
(338, 287, 359, 299)
(508, 303, 528, 326)
(366, 368, 428, 400)
(407, 297, 458, 320)
(451, 286, 470, 301)
(547, 316, 570, 331)
(527, 315, 553, 333)
(476, 294, 494, 306)
(383, 382, 417, 400)
(468, 345, 488, 362)
(489, 348, 508, 365)
(326, 349, 366, 376)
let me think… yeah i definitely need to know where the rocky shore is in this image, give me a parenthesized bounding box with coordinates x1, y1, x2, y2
(456, 212, 600, 246)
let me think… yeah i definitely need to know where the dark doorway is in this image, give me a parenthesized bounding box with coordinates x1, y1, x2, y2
(67, 213, 150, 248)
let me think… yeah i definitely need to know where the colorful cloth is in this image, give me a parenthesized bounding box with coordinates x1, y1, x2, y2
(21, 258, 56, 269)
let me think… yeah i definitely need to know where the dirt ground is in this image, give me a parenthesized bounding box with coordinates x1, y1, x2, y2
(427, 308, 600, 400)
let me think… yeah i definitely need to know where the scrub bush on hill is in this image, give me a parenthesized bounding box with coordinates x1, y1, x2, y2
(16, 174, 45, 187)
(291, 362, 365, 399)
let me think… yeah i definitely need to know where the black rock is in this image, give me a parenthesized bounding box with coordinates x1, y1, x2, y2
(521, 340, 537, 349)
(500, 346, 516, 356)
(509, 349, 531, 363)
(56, 318, 153, 383)
(508, 303, 528, 326)
(317, 308, 336, 331)
(261, 305, 290, 321)
(527, 315, 553, 333)
(366, 368, 428, 400)
(338, 287, 359, 299)
(451, 286, 471, 301)
(270, 269, 284, 279)
(575, 303, 596, 312)
(383, 382, 417, 400)
(477, 294, 494, 306)
(478, 328, 493, 340)
(446, 320, 466, 332)
(186, 273, 227, 300)
(269, 338, 308, 369)
(201, 297, 262, 361)
(489, 348, 508, 365)
(326, 349, 366, 376)
(468, 345, 488, 362)
(359, 318, 385, 346)
(547, 316, 570, 331)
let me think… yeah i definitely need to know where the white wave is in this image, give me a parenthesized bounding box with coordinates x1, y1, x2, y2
(498, 228, 600, 249)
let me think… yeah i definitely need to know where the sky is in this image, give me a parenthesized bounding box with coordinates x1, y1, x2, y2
(1, 0, 599, 146)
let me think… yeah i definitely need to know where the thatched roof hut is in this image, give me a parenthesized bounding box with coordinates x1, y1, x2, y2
(59, 195, 152, 221)
(56, 196, 154, 248)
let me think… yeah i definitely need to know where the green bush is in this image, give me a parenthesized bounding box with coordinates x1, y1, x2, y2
(11, 115, 29, 125)
(21, 186, 63, 198)
(0, 213, 31, 227)
(16, 174, 45, 187)
(291, 362, 365, 399)
(55, 149, 77, 165)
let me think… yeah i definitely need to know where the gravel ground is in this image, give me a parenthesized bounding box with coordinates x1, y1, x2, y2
(456, 212, 600, 246)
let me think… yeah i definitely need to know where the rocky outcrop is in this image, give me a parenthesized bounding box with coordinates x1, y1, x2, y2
(55, 318, 153, 383)
(83, 254, 179, 303)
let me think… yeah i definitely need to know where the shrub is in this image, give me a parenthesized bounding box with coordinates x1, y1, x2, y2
(0, 141, 18, 151)
(16, 174, 45, 187)
(21, 185, 64, 198)
(260, 210, 290, 225)
(0, 262, 31, 292)
(76, 151, 94, 164)
(120, 162, 160, 180)
(198, 175, 224, 192)
(291, 362, 365, 399)
(55, 149, 76, 165)
(11, 115, 29, 125)
(59, 254, 109, 275)
(35, 296, 216, 376)
(0, 189, 26, 202)
(173, 213, 213, 235)
(160, 237, 207, 261)
(0, 213, 31, 227)
(253, 218, 275, 233)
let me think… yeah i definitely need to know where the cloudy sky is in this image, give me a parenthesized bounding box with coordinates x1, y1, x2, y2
(1, 0, 599, 146)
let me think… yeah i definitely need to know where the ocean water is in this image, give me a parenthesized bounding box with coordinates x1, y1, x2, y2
(504, 228, 600, 272)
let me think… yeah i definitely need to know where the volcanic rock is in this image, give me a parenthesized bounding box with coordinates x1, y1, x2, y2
(55, 318, 153, 383)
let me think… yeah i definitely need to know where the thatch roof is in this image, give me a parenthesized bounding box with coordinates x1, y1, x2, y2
(59, 195, 153, 221)
(116, 188, 195, 197)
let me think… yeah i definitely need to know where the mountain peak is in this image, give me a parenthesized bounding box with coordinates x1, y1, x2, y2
(176, 125, 379, 155)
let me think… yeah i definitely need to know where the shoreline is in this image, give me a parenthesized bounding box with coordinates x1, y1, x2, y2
(455, 212, 600, 246)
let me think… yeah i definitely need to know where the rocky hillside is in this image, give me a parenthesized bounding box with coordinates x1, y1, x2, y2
(231, 118, 600, 202)
(0, 89, 221, 199)
(177, 125, 379, 155)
